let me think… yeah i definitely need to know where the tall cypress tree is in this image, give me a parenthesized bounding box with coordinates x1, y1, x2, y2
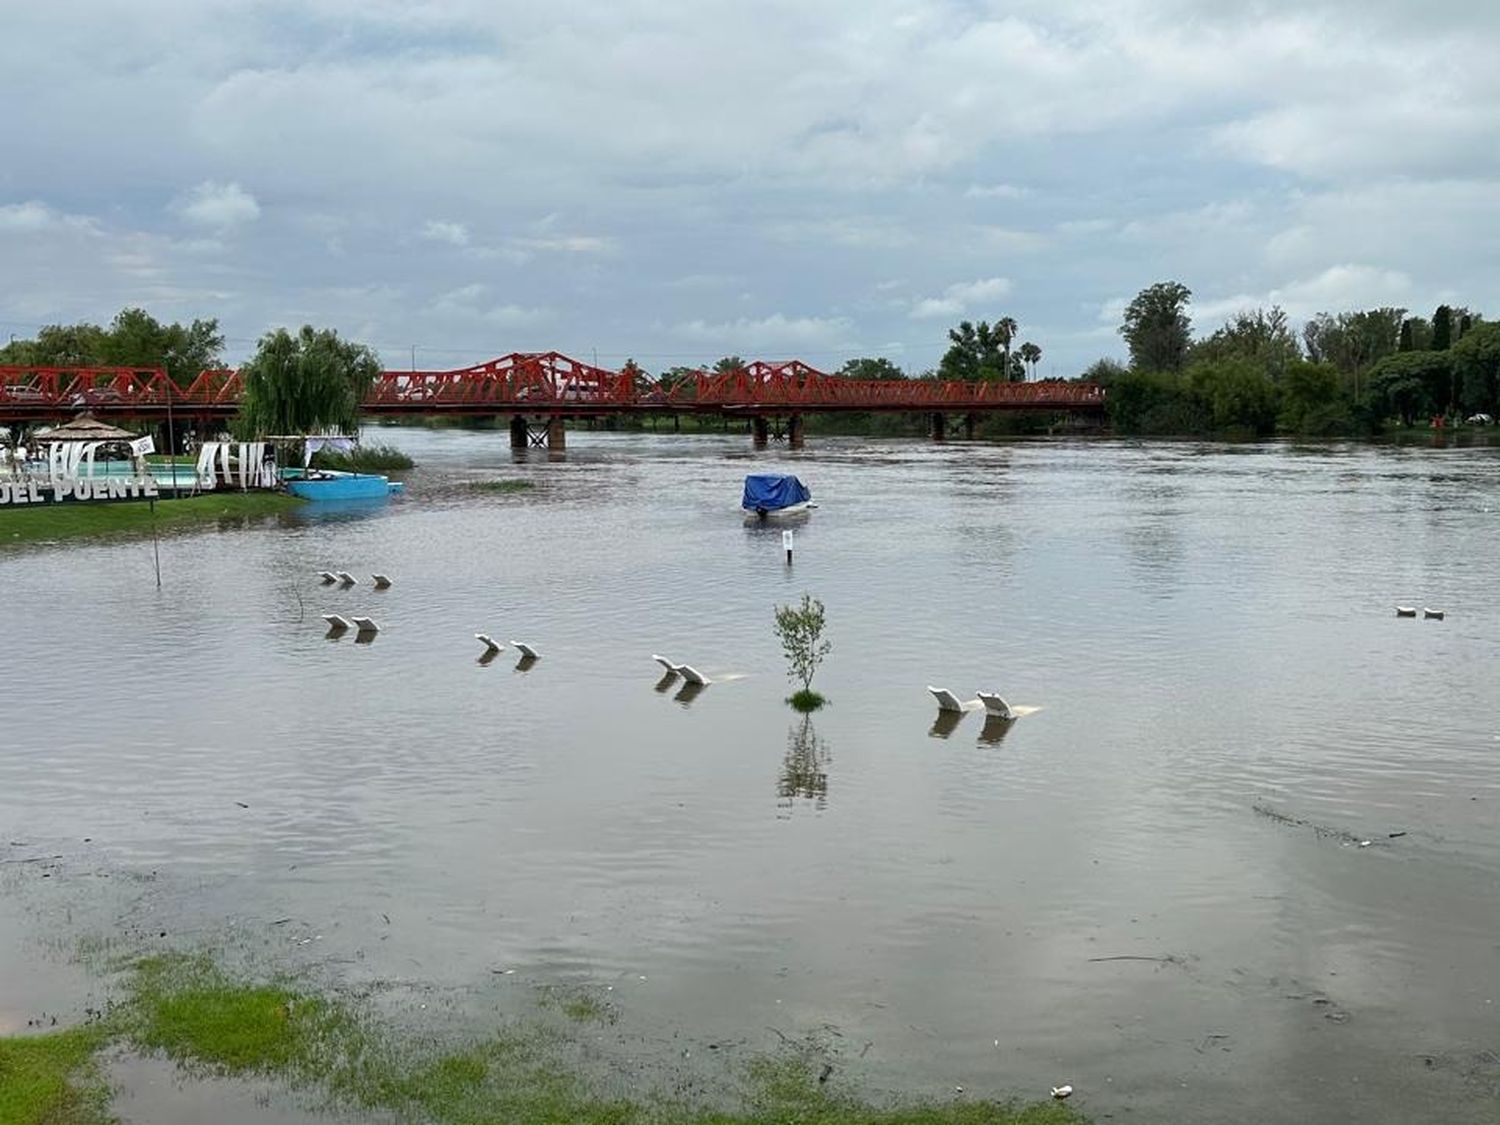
(1433, 305, 1454, 351)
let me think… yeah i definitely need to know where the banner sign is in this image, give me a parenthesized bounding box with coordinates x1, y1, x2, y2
(0, 476, 160, 507)
(129, 435, 156, 456)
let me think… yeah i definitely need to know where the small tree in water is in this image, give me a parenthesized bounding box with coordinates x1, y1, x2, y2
(774, 593, 832, 711)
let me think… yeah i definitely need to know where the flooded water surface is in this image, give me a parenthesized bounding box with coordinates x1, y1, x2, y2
(3, 430, 1499, 1122)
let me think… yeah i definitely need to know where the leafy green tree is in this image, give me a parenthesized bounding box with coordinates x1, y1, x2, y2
(1107, 370, 1210, 434)
(1018, 341, 1042, 379)
(0, 336, 39, 364)
(236, 326, 381, 437)
(1451, 322, 1500, 415)
(713, 355, 746, 374)
(773, 593, 832, 711)
(99, 308, 224, 385)
(838, 357, 907, 380)
(939, 321, 1008, 381)
(27, 323, 109, 366)
(1077, 357, 1128, 385)
(1187, 357, 1279, 435)
(0, 308, 223, 384)
(1278, 361, 1349, 435)
(1120, 281, 1192, 372)
(1189, 306, 1300, 381)
(1366, 351, 1451, 425)
(1302, 308, 1405, 375)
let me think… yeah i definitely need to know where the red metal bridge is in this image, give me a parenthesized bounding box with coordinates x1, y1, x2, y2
(0, 352, 1104, 445)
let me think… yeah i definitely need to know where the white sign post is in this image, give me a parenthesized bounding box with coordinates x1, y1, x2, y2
(783, 529, 794, 566)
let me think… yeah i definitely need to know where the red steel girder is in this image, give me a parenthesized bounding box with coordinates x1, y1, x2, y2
(0, 355, 1105, 421)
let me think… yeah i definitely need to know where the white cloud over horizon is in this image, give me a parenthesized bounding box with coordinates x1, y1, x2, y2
(0, 0, 1496, 374)
(175, 182, 261, 229)
(910, 278, 1015, 320)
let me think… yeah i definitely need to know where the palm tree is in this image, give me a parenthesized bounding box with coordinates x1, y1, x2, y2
(1019, 341, 1042, 381)
(994, 317, 1018, 384)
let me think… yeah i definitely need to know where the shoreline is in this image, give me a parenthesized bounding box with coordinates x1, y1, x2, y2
(0, 867, 1087, 1125)
(0, 492, 305, 547)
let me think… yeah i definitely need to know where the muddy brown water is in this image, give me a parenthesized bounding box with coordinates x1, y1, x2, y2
(3, 430, 1499, 1122)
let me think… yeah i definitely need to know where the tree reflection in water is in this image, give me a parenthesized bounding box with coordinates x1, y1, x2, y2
(777, 714, 830, 816)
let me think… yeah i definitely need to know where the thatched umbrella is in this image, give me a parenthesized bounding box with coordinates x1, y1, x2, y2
(33, 413, 142, 444)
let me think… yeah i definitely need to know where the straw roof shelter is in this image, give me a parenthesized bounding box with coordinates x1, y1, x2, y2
(32, 413, 142, 444)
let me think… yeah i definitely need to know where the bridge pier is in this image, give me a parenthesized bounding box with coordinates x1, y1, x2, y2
(752, 416, 769, 448)
(930, 412, 947, 442)
(547, 416, 566, 454)
(787, 414, 804, 450)
(964, 412, 976, 440)
(509, 415, 528, 450)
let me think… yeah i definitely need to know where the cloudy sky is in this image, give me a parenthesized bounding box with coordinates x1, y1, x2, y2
(1, 0, 1495, 376)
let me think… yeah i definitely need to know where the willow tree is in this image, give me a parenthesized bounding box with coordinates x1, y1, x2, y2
(235, 326, 381, 437)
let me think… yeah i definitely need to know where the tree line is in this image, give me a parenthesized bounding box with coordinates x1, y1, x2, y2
(0, 309, 379, 436)
(6, 293, 1498, 439)
(1090, 281, 1499, 436)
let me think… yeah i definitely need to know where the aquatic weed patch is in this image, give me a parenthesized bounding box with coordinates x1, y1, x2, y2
(0, 1026, 110, 1125)
(313, 444, 415, 472)
(108, 952, 1086, 1125)
(126, 953, 360, 1081)
(468, 478, 535, 493)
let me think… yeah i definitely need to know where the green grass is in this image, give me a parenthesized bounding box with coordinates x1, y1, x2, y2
(126, 954, 354, 1081)
(0, 492, 303, 546)
(469, 478, 535, 493)
(312, 443, 415, 472)
(536, 984, 616, 1025)
(0, 1027, 111, 1125)
(789, 689, 828, 712)
(102, 952, 1085, 1125)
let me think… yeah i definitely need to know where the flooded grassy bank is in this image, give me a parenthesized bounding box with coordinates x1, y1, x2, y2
(0, 492, 303, 547)
(0, 938, 1085, 1125)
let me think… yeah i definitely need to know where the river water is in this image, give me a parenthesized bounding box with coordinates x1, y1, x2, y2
(2, 428, 1498, 1122)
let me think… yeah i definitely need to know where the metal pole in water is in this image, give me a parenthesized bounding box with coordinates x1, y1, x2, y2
(149, 497, 162, 588)
(165, 373, 178, 495)
(783, 528, 793, 566)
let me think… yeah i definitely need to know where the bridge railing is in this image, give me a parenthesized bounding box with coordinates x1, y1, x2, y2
(2, 354, 1106, 416)
(365, 352, 638, 409)
(658, 366, 1104, 410)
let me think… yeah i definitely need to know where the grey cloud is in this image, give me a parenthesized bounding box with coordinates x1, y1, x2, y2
(0, 0, 1496, 374)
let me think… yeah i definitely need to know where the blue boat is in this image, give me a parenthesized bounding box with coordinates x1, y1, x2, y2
(283, 468, 404, 501)
(742, 474, 813, 518)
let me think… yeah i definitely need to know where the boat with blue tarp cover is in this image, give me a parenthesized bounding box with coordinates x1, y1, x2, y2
(742, 474, 814, 518)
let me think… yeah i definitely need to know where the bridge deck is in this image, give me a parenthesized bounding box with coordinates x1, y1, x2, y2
(0, 353, 1105, 423)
